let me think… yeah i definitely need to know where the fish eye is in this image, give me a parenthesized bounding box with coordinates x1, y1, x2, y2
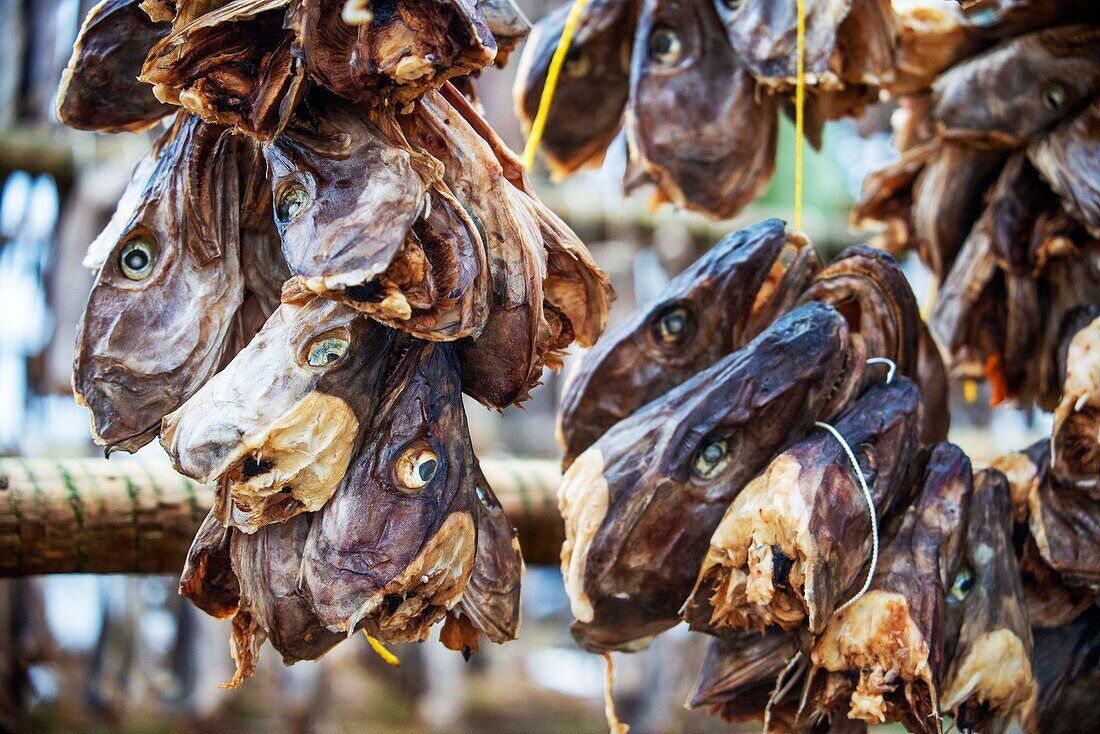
(650, 305, 694, 347)
(396, 446, 440, 490)
(563, 47, 591, 78)
(118, 237, 158, 280)
(1041, 83, 1066, 111)
(948, 566, 974, 605)
(966, 7, 1000, 27)
(276, 183, 309, 223)
(304, 331, 350, 368)
(475, 485, 500, 509)
(721, 0, 743, 8)
(693, 437, 731, 479)
(648, 26, 683, 66)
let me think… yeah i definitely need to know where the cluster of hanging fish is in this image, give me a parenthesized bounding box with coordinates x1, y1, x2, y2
(57, 0, 613, 684)
(855, 0, 1099, 416)
(557, 219, 1100, 733)
(515, 0, 898, 218)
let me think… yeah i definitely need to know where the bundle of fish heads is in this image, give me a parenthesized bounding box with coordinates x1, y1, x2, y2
(855, 0, 1100, 413)
(58, 0, 616, 682)
(557, 218, 1100, 732)
(514, 0, 897, 219)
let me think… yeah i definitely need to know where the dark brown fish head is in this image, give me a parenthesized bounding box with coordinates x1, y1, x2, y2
(932, 25, 1100, 145)
(513, 0, 635, 174)
(689, 630, 799, 711)
(160, 293, 398, 532)
(559, 302, 867, 652)
(73, 115, 245, 454)
(300, 341, 477, 639)
(558, 219, 816, 466)
(180, 509, 240, 619)
(56, 0, 171, 133)
(455, 465, 524, 643)
(627, 0, 778, 218)
(264, 93, 426, 295)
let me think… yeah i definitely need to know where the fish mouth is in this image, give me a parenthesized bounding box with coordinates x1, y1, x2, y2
(74, 375, 174, 455)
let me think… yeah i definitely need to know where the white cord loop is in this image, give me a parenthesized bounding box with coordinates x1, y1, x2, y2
(814, 421, 879, 615)
(866, 357, 897, 384)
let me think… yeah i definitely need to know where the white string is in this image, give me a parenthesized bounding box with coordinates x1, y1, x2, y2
(763, 651, 804, 733)
(814, 421, 879, 615)
(866, 357, 897, 384)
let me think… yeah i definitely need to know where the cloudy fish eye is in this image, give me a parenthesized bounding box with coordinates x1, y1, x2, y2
(721, 0, 743, 9)
(651, 305, 694, 347)
(1042, 83, 1066, 112)
(948, 566, 974, 605)
(648, 27, 683, 66)
(118, 237, 158, 280)
(276, 183, 309, 223)
(305, 334, 350, 367)
(693, 437, 731, 479)
(396, 446, 440, 490)
(563, 47, 592, 78)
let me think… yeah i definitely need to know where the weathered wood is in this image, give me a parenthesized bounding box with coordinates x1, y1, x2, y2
(0, 457, 563, 576)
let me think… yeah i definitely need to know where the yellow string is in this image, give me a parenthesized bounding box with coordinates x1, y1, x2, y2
(523, 0, 591, 171)
(363, 630, 401, 667)
(794, 0, 806, 229)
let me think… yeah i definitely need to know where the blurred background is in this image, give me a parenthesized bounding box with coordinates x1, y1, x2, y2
(0, 0, 1050, 731)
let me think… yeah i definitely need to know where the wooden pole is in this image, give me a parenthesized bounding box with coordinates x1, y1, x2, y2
(0, 457, 564, 576)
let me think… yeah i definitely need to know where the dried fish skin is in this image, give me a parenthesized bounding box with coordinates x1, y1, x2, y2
(560, 303, 867, 652)
(1051, 312, 1100, 489)
(714, 0, 853, 89)
(989, 438, 1048, 523)
(558, 220, 817, 467)
(851, 140, 936, 253)
(941, 470, 1037, 734)
(1036, 248, 1100, 411)
(454, 465, 523, 643)
(300, 342, 477, 642)
(513, 0, 635, 175)
(1028, 467, 1100, 592)
(478, 0, 529, 65)
(832, 0, 896, 88)
(403, 91, 547, 407)
(986, 152, 1058, 273)
(890, 0, 979, 95)
(797, 244, 949, 443)
(1032, 608, 1100, 734)
(230, 514, 343, 666)
(264, 94, 426, 293)
(292, 0, 496, 104)
(160, 297, 398, 532)
(141, 0, 305, 139)
(1029, 98, 1100, 239)
(626, 0, 778, 219)
(686, 380, 922, 637)
(688, 630, 799, 723)
(808, 442, 972, 731)
(932, 25, 1100, 146)
(960, 0, 1097, 41)
(180, 509, 240, 618)
(911, 141, 1006, 279)
(73, 115, 245, 454)
(56, 0, 172, 132)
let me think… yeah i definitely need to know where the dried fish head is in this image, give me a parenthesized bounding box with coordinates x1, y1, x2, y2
(141, 0, 306, 139)
(230, 514, 343, 671)
(513, 0, 635, 175)
(686, 379, 922, 636)
(1051, 311, 1100, 489)
(56, 0, 172, 132)
(1029, 97, 1100, 239)
(558, 219, 820, 466)
(932, 25, 1100, 146)
(292, 0, 496, 103)
(1032, 608, 1100, 734)
(688, 630, 800, 724)
(798, 244, 949, 443)
(560, 303, 867, 652)
(160, 295, 398, 532)
(74, 116, 245, 454)
(180, 509, 240, 618)
(300, 341, 477, 641)
(626, 0, 778, 219)
(942, 469, 1037, 733)
(808, 442, 972, 732)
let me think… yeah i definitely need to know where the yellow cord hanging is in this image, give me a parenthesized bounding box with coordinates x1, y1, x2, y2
(794, 0, 807, 230)
(363, 630, 401, 667)
(523, 0, 591, 171)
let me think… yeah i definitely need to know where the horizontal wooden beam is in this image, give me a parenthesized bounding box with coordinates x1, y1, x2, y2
(0, 456, 564, 576)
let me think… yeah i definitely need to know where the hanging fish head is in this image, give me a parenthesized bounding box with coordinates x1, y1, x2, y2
(160, 292, 398, 532)
(559, 302, 867, 652)
(558, 219, 820, 466)
(73, 115, 245, 454)
(300, 341, 478, 640)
